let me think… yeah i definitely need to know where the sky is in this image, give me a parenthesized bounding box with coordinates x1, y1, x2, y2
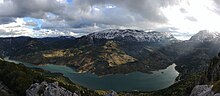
(0, 0, 220, 40)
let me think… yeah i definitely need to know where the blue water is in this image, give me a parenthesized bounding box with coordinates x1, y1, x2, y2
(4, 58, 179, 91)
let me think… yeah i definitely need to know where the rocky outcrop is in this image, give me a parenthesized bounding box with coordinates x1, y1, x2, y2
(202, 56, 220, 84)
(105, 90, 117, 96)
(190, 54, 220, 96)
(190, 85, 216, 96)
(0, 81, 14, 96)
(26, 81, 79, 96)
(190, 85, 220, 96)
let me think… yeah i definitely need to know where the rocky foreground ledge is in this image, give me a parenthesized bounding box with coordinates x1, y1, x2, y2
(26, 81, 79, 96)
(190, 85, 220, 96)
(26, 81, 118, 96)
(0, 81, 14, 96)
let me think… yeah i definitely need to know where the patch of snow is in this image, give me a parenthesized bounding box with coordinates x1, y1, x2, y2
(87, 29, 176, 42)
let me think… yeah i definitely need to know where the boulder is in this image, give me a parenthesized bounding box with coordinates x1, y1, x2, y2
(26, 81, 79, 96)
(190, 85, 219, 96)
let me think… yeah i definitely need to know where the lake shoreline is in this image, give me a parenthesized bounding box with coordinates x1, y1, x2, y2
(3, 57, 180, 92)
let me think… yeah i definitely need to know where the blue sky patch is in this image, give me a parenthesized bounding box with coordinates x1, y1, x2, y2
(67, 0, 72, 4)
(23, 17, 42, 30)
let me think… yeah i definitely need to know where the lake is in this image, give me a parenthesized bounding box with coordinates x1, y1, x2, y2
(4, 58, 179, 92)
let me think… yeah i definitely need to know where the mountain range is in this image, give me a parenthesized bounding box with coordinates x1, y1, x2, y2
(0, 29, 220, 77)
(1, 29, 220, 96)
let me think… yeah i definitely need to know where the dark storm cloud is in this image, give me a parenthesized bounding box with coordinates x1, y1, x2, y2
(72, 0, 181, 24)
(0, 0, 65, 18)
(0, 0, 186, 37)
(39, 0, 182, 32)
(0, 0, 182, 28)
(0, 17, 15, 24)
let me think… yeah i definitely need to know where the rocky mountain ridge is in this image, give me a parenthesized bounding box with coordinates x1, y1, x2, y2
(190, 30, 220, 42)
(87, 29, 177, 43)
(1, 29, 220, 76)
(0, 29, 176, 75)
(1, 29, 220, 95)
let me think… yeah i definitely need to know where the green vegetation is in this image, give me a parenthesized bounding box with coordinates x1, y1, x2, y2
(212, 80, 220, 93)
(207, 57, 220, 93)
(15, 40, 140, 75)
(209, 57, 220, 93)
(152, 73, 201, 96)
(100, 41, 136, 66)
(0, 59, 103, 96)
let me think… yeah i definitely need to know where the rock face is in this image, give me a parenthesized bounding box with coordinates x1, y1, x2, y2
(0, 81, 14, 96)
(105, 90, 117, 96)
(190, 85, 220, 96)
(190, 85, 215, 96)
(190, 55, 220, 96)
(26, 81, 79, 96)
(202, 57, 220, 84)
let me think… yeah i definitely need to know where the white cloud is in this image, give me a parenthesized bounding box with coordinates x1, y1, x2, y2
(1, 0, 220, 40)
(161, 0, 220, 36)
(0, 18, 33, 37)
(0, 0, 3, 3)
(0, 18, 79, 37)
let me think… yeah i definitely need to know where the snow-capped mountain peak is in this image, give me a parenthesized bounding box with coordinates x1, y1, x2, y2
(190, 30, 220, 41)
(87, 29, 177, 42)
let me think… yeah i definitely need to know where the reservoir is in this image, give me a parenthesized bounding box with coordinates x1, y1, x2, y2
(4, 58, 179, 92)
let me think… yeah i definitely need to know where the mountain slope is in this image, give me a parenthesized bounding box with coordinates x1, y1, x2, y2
(189, 54, 220, 96)
(123, 53, 220, 96)
(3, 29, 176, 75)
(0, 36, 76, 57)
(4, 29, 220, 77)
(190, 30, 220, 42)
(158, 30, 220, 79)
(15, 40, 169, 75)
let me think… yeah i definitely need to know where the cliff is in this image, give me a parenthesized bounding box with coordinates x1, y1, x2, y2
(190, 54, 220, 96)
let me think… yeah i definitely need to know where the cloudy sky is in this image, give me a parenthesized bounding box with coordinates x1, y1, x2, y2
(0, 0, 220, 40)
